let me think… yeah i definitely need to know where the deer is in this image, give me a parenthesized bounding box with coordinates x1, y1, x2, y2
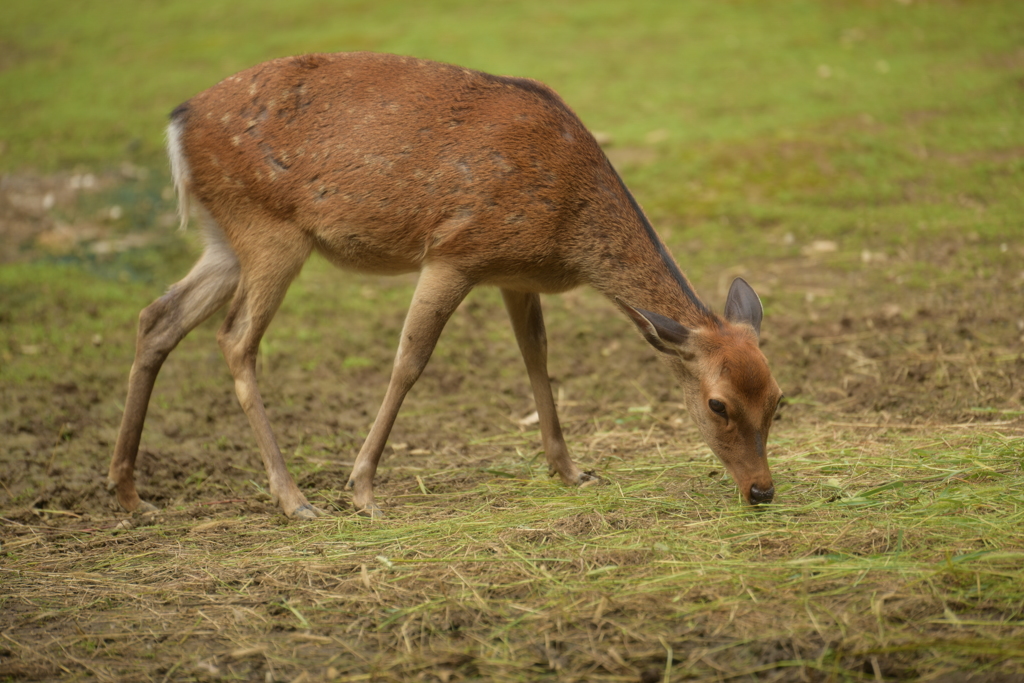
(106, 52, 783, 521)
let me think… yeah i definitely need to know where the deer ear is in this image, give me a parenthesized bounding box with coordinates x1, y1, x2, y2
(616, 299, 693, 357)
(724, 277, 763, 338)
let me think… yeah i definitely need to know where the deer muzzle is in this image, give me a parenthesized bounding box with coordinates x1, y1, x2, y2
(748, 483, 775, 505)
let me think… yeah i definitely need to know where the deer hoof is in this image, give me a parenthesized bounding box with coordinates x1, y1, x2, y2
(288, 504, 324, 520)
(107, 476, 159, 514)
(119, 496, 158, 514)
(355, 503, 385, 520)
(577, 471, 601, 487)
(114, 507, 159, 531)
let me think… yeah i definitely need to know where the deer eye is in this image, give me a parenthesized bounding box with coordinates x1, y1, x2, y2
(708, 399, 728, 418)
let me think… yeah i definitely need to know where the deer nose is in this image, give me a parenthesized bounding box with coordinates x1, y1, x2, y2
(749, 483, 774, 505)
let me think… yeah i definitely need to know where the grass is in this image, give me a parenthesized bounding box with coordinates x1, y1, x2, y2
(2, 0, 1024, 681)
(3, 0, 1023, 173)
(3, 427, 1023, 680)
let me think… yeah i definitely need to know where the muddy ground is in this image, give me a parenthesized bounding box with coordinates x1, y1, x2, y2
(1, 172, 1023, 681)
(3, 169, 1020, 513)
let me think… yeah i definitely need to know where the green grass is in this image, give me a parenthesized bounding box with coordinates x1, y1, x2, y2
(4, 0, 1022, 281)
(3, 1, 1024, 681)
(4, 0, 1023, 172)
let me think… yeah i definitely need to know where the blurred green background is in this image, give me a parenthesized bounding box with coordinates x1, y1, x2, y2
(3, 0, 1022, 266)
(3, 0, 1021, 169)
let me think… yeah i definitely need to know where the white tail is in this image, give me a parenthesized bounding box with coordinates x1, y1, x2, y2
(107, 52, 783, 519)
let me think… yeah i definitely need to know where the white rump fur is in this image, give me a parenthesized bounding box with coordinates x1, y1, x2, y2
(165, 116, 240, 295)
(166, 119, 192, 231)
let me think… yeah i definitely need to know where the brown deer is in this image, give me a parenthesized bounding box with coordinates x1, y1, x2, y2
(107, 52, 783, 520)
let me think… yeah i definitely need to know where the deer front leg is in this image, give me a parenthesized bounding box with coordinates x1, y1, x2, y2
(346, 264, 473, 517)
(501, 289, 597, 486)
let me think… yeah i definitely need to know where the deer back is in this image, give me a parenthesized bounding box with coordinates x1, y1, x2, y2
(172, 52, 656, 294)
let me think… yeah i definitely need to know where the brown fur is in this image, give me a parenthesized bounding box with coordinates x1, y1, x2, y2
(107, 52, 782, 519)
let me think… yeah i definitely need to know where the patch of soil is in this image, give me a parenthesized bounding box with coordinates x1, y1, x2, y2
(0, 165, 172, 263)
(2, 172, 1023, 681)
(4, 167, 1022, 519)
(765, 246, 1024, 426)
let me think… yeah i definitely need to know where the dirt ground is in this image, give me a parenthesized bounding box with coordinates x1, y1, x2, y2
(2, 172, 1023, 681)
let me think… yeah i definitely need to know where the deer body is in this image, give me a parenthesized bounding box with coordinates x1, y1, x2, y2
(108, 52, 782, 519)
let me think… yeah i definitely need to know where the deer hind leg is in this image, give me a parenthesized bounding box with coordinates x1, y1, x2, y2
(501, 289, 597, 486)
(215, 222, 319, 520)
(108, 219, 241, 513)
(346, 263, 473, 518)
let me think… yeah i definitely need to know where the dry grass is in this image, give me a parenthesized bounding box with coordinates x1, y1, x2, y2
(3, 417, 1023, 682)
